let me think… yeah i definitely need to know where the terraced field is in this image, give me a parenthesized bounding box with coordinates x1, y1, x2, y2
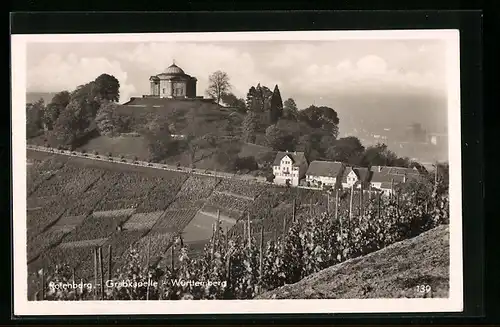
(25, 150, 323, 298)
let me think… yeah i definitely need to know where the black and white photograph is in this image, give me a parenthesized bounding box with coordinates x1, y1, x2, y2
(12, 30, 462, 315)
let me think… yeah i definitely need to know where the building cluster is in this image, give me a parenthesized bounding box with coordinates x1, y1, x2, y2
(272, 151, 420, 195)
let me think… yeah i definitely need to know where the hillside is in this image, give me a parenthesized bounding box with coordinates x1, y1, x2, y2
(25, 150, 327, 298)
(27, 97, 251, 169)
(257, 224, 449, 299)
(115, 97, 244, 134)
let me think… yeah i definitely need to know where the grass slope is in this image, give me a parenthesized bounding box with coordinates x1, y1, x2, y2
(257, 224, 450, 299)
(76, 135, 151, 160)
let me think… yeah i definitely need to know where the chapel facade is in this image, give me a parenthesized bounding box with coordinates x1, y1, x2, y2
(149, 62, 197, 98)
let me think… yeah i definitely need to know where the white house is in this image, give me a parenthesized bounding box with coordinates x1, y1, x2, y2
(369, 169, 406, 196)
(272, 151, 308, 186)
(305, 161, 345, 189)
(340, 167, 371, 189)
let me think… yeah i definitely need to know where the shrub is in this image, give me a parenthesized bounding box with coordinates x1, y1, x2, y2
(234, 156, 258, 171)
(108, 152, 112, 157)
(266, 174, 275, 183)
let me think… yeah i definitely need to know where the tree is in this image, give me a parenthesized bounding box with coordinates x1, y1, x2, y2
(95, 101, 118, 136)
(265, 124, 297, 151)
(52, 100, 87, 148)
(214, 141, 241, 172)
(26, 98, 45, 138)
(93, 74, 120, 102)
(260, 85, 273, 112)
(265, 124, 284, 150)
(142, 117, 173, 162)
(183, 108, 218, 167)
(234, 156, 258, 172)
(206, 71, 231, 105)
(361, 143, 408, 167)
(319, 134, 336, 155)
(70, 82, 101, 121)
(296, 134, 313, 159)
(43, 91, 71, 130)
(245, 86, 258, 112)
(299, 105, 340, 139)
(283, 98, 299, 120)
(241, 111, 258, 143)
(221, 93, 246, 113)
(246, 84, 272, 112)
(269, 85, 283, 124)
(325, 136, 364, 163)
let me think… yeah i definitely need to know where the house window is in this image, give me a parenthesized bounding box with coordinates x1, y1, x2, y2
(163, 88, 166, 94)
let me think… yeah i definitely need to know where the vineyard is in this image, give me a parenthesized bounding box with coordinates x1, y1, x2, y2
(31, 179, 449, 300)
(26, 151, 450, 301)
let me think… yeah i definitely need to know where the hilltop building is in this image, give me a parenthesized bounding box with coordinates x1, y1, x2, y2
(272, 151, 308, 187)
(148, 62, 201, 99)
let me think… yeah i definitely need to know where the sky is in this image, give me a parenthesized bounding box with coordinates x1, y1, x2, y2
(26, 39, 448, 109)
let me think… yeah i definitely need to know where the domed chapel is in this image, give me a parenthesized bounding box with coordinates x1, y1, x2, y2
(149, 61, 198, 98)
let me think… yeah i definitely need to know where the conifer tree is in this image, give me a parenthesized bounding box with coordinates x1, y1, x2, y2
(269, 85, 283, 124)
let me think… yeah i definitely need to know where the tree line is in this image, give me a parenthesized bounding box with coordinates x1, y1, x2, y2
(27, 70, 420, 171)
(204, 71, 417, 170)
(26, 74, 122, 149)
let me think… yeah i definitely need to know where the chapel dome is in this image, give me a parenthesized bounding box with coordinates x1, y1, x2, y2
(164, 63, 185, 75)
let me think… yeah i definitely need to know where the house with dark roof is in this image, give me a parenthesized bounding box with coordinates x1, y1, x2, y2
(272, 151, 308, 186)
(370, 170, 406, 195)
(305, 161, 345, 189)
(371, 165, 419, 176)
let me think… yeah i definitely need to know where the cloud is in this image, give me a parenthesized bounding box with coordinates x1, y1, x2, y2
(288, 55, 445, 97)
(27, 53, 137, 103)
(26, 40, 447, 108)
(116, 43, 281, 99)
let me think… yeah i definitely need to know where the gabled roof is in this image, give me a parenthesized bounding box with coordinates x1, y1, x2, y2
(371, 165, 392, 174)
(371, 165, 419, 175)
(353, 167, 372, 183)
(273, 151, 307, 167)
(388, 167, 418, 175)
(370, 172, 405, 183)
(340, 167, 355, 183)
(306, 160, 344, 178)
